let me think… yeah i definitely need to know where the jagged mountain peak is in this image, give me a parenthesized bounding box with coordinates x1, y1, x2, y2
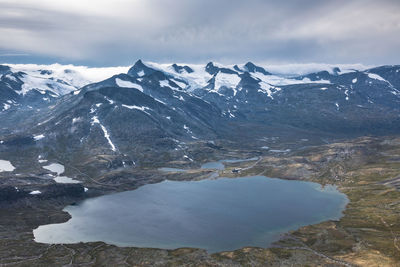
(0, 65, 11, 75)
(171, 63, 194, 74)
(244, 62, 271, 75)
(205, 62, 219, 75)
(127, 59, 157, 78)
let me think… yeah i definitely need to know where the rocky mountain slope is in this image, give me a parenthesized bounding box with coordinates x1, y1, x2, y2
(0, 60, 399, 177)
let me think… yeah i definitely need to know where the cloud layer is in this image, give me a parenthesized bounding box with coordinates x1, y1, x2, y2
(0, 0, 399, 66)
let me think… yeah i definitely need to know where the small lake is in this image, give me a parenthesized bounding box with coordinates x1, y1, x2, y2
(34, 176, 348, 253)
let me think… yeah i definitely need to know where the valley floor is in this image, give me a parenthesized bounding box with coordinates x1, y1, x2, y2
(1, 136, 400, 266)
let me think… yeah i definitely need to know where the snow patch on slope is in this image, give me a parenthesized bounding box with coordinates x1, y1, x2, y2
(115, 78, 143, 92)
(7, 63, 129, 88)
(91, 116, 117, 151)
(18, 74, 76, 96)
(214, 72, 241, 94)
(367, 73, 388, 83)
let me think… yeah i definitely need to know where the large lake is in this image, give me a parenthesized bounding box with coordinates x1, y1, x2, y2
(34, 176, 348, 253)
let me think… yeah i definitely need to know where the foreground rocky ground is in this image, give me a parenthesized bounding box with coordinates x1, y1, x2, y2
(0, 136, 400, 266)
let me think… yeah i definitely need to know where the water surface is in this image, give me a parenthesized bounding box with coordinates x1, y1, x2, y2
(201, 157, 259, 170)
(34, 176, 348, 252)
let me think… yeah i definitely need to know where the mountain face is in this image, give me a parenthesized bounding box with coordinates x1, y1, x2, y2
(0, 64, 127, 113)
(0, 65, 79, 112)
(0, 60, 399, 174)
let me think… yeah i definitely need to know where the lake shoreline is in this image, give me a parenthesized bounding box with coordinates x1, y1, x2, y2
(1, 136, 399, 266)
(32, 176, 348, 253)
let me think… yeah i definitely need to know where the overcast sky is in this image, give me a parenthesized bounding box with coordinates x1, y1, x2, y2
(0, 0, 399, 66)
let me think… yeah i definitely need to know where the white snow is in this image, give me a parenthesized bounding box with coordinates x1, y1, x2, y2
(115, 78, 143, 92)
(160, 80, 172, 88)
(38, 159, 48, 163)
(214, 72, 241, 94)
(257, 63, 369, 76)
(344, 90, 349, 101)
(252, 72, 330, 89)
(0, 160, 15, 172)
(367, 73, 388, 83)
(29, 190, 41, 195)
(137, 70, 145, 77)
(33, 134, 45, 141)
(141, 61, 351, 96)
(154, 98, 167, 105)
(183, 124, 193, 134)
(352, 78, 357, 83)
(320, 87, 328, 90)
(146, 62, 212, 90)
(228, 110, 235, 118)
(104, 96, 114, 104)
(7, 63, 129, 89)
(72, 117, 81, 124)
(183, 155, 194, 162)
(18, 73, 76, 96)
(4, 74, 18, 82)
(84, 187, 89, 192)
(54, 176, 81, 184)
(43, 163, 64, 175)
(91, 116, 117, 151)
(2, 103, 10, 111)
(121, 104, 152, 114)
(258, 82, 276, 98)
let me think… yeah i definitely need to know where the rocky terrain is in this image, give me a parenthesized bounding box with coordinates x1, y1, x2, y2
(0, 61, 399, 266)
(0, 136, 399, 266)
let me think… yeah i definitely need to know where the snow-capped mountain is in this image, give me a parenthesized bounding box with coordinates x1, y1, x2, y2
(0, 60, 399, 173)
(0, 64, 128, 111)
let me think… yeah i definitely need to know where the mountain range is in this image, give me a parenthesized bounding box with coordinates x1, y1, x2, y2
(0, 60, 399, 177)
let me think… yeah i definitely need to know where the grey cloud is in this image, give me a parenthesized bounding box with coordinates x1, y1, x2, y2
(0, 0, 399, 66)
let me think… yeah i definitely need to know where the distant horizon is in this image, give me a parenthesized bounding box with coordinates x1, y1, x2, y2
(1, 60, 378, 77)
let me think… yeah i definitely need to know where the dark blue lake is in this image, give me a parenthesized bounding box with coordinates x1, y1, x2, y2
(34, 176, 348, 252)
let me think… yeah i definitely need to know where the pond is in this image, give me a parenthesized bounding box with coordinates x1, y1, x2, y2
(201, 157, 259, 170)
(34, 176, 348, 253)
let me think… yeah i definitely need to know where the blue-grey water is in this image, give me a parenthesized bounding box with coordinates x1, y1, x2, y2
(33, 176, 348, 253)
